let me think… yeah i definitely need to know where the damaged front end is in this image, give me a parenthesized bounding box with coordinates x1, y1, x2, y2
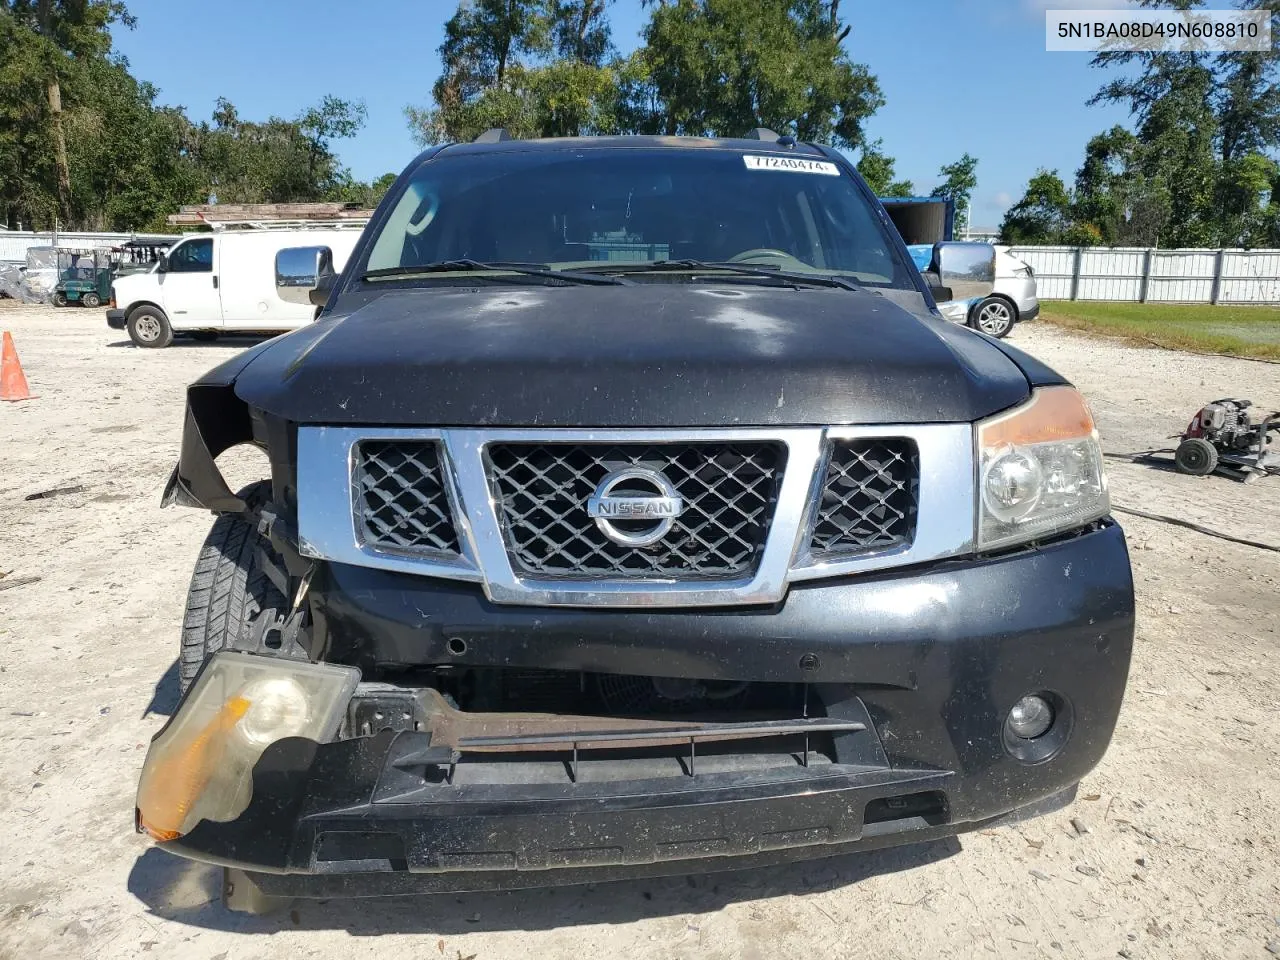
(138, 652, 968, 894)
(160, 382, 255, 513)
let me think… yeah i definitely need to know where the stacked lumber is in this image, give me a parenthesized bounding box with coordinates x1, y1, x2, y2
(167, 203, 375, 225)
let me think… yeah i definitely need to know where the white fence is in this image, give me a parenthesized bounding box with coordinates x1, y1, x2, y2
(1007, 246, 1280, 304)
(0, 229, 178, 264)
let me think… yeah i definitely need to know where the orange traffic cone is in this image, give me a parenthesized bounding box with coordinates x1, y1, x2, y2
(1, 331, 34, 402)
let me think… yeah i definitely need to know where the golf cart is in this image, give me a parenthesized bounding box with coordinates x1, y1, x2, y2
(113, 239, 172, 277)
(52, 248, 113, 308)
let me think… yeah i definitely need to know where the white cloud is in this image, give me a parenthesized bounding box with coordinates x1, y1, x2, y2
(980, 192, 1015, 213)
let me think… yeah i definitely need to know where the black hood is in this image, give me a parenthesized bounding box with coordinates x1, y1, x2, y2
(233, 284, 1032, 426)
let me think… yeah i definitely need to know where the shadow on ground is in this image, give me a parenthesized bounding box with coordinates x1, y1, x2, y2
(1104, 450, 1180, 475)
(106, 335, 275, 350)
(127, 838, 959, 935)
(142, 659, 180, 719)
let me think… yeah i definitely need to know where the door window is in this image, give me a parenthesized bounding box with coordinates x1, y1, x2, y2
(168, 238, 213, 273)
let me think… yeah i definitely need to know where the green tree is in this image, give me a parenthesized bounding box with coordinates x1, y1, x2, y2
(0, 11, 58, 227)
(1073, 125, 1137, 244)
(930, 153, 978, 232)
(551, 0, 612, 64)
(189, 95, 368, 205)
(1, 0, 135, 225)
(1072, 126, 1172, 248)
(326, 170, 398, 208)
(300, 96, 368, 187)
(856, 139, 913, 196)
(1083, 1, 1280, 247)
(410, 0, 550, 144)
(1061, 221, 1104, 247)
(1, 2, 374, 230)
(409, 0, 883, 148)
(65, 58, 203, 229)
(1133, 61, 1218, 246)
(1216, 49, 1280, 164)
(1215, 150, 1278, 246)
(999, 169, 1072, 245)
(635, 0, 883, 146)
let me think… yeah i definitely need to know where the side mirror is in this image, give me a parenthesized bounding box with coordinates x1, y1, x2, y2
(919, 270, 953, 304)
(310, 248, 336, 308)
(156, 255, 168, 273)
(275, 245, 335, 307)
(930, 242, 995, 303)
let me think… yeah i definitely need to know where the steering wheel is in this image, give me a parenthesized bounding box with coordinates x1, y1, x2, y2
(727, 249, 818, 273)
(727, 248, 797, 264)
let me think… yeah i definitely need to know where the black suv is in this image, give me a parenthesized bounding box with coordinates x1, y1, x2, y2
(136, 132, 1134, 911)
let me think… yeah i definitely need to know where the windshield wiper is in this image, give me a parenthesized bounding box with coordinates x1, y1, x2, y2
(583, 259, 862, 291)
(361, 259, 627, 286)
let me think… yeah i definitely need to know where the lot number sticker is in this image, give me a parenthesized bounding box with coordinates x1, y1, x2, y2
(743, 155, 840, 176)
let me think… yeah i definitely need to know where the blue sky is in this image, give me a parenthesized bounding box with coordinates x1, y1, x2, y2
(111, 0, 1139, 227)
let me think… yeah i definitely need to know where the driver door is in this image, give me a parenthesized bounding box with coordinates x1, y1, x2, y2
(159, 237, 223, 326)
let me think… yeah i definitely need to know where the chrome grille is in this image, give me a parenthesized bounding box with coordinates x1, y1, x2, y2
(487, 443, 786, 578)
(810, 439, 918, 556)
(354, 440, 460, 554)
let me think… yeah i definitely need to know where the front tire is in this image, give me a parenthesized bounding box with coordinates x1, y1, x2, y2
(970, 297, 1016, 338)
(127, 305, 173, 348)
(180, 481, 287, 691)
(1174, 438, 1219, 476)
(81, 292, 101, 308)
(52, 292, 68, 307)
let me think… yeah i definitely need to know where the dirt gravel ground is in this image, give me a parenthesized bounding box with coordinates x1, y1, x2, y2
(1, 303, 1277, 960)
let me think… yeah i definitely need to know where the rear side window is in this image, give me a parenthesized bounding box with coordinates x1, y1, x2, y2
(168, 238, 213, 273)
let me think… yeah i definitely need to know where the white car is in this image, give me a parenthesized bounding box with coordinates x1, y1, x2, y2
(972, 247, 1038, 338)
(936, 247, 1037, 338)
(107, 229, 361, 348)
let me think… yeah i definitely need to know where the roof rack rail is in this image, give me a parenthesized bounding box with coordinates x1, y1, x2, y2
(743, 127, 781, 141)
(474, 127, 513, 143)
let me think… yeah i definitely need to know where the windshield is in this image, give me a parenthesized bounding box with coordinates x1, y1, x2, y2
(361, 147, 917, 290)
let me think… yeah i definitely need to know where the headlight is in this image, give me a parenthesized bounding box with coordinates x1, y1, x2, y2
(976, 386, 1108, 550)
(136, 653, 358, 842)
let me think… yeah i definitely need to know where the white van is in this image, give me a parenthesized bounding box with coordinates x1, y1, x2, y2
(106, 228, 361, 347)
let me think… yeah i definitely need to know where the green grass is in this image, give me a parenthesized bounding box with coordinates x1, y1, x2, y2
(1041, 301, 1280, 360)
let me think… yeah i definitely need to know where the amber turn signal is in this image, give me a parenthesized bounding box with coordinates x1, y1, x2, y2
(137, 697, 250, 841)
(135, 653, 359, 843)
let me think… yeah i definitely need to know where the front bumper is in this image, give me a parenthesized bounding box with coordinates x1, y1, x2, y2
(106, 308, 126, 329)
(152, 523, 1134, 895)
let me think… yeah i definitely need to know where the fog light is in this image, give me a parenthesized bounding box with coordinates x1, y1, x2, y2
(1006, 695, 1054, 740)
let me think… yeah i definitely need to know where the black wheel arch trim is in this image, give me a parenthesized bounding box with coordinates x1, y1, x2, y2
(161, 382, 255, 513)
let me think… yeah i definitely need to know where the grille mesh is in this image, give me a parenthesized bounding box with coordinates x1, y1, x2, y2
(355, 440, 460, 554)
(487, 443, 786, 578)
(810, 438, 918, 556)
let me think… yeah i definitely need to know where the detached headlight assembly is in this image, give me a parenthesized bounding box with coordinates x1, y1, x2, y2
(977, 386, 1109, 550)
(136, 653, 358, 842)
